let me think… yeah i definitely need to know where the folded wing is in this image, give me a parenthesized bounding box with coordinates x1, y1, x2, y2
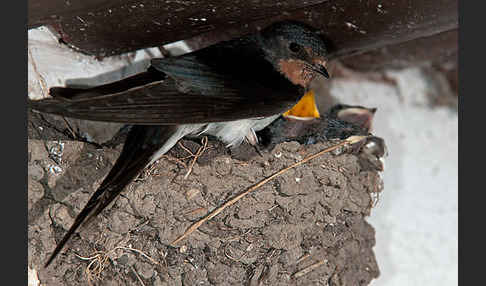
(29, 54, 301, 125)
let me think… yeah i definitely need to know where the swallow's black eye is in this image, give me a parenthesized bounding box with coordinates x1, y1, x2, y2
(289, 42, 302, 53)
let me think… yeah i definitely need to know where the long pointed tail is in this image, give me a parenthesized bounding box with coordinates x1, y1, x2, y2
(44, 124, 178, 267)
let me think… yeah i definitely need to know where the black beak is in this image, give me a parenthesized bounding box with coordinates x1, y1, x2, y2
(315, 65, 330, 79)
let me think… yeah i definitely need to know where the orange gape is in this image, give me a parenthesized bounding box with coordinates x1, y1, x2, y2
(283, 90, 320, 120)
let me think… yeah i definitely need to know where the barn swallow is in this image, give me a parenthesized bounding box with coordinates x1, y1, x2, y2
(326, 105, 386, 171)
(259, 103, 386, 172)
(327, 104, 377, 133)
(257, 101, 374, 148)
(358, 135, 388, 172)
(29, 21, 330, 266)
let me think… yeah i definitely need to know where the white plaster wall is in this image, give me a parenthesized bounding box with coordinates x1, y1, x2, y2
(330, 69, 458, 286)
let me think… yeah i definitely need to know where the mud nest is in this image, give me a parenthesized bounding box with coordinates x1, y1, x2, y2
(28, 135, 382, 285)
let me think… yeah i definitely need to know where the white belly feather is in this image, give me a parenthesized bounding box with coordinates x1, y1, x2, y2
(148, 115, 280, 164)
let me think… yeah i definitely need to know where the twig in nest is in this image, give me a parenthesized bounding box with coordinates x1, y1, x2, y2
(163, 155, 188, 168)
(183, 136, 208, 179)
(74, 245, 160, 284)
(131, 265, 146, 286)
(296, 253, 311, 264)
(178, 141, 196, 157)
(292, 259, 327, 278)
(74, 251, 110, 285)
(135, 162, 159, 182)
(170, 136, 367, 246)
(115, 246, 160, 265)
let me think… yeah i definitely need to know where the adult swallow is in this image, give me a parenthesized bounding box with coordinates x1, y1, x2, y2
(29, 21, 330, 266)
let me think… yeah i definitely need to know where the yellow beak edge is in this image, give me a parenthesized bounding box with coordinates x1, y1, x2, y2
(282, 90, 320, 120)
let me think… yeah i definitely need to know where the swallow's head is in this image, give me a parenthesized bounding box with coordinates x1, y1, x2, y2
(258, 21, 330, 88)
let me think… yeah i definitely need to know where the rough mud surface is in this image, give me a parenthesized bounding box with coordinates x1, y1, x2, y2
(28, 136, 382, 286)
